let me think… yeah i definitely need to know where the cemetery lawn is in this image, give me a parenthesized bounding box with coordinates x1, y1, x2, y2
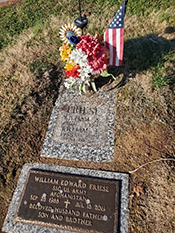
(0, 0, 175, 232)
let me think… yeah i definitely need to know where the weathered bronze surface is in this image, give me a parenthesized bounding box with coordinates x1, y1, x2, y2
(53, 96, 108, 147)
(15, 169, 120, 233)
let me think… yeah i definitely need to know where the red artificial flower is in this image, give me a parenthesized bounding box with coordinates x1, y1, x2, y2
(65, 66, 80, 78)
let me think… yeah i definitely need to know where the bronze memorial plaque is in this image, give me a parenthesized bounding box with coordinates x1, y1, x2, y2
(52, 97, 108, 147)
(15, 170, 120, 233)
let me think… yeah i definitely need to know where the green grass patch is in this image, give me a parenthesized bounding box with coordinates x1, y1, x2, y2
(152, 63, 168, 88)
(158, 8, 175, 24)
(0, 0, 175, 50)
(152, 50, 175, 89)
(152, 73, 168, 88)
(128, 0, 175, 16)
(0, 0, 67, 49)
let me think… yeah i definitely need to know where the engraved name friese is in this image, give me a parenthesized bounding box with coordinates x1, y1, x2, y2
(53, 98, 109, 147)
(15, 170, 120, 233)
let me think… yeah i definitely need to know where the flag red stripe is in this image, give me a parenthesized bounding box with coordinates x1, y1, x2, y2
(112, 29, 117, 66)
(119, 28, 124, 66)
(104, 28, 124, 66)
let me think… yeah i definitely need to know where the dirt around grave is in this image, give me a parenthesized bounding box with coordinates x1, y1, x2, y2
(0, 69, 175, 233)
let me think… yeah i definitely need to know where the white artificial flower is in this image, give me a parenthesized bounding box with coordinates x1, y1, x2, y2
(65, 48, 94, 89)
(64, 77, 75, 89)
(78, 65, 93, 81)
(69, 48, 88, 67)
(64, 81, 71, 89)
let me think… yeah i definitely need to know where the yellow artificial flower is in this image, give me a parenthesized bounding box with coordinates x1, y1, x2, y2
(59, 42, 72, 61)
(64, 61, 76, 71)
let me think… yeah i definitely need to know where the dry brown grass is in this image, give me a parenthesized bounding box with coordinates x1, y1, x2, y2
(0, 10, 175, 233)
(125, 8, 175, 40)
(113, 73, 175, 232)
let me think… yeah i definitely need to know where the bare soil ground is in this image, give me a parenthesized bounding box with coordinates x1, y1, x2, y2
(0, 0, 20, 7)
(0, 12, 175, 233)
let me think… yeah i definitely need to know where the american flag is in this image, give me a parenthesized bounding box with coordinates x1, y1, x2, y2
(104, 0, 128, 66)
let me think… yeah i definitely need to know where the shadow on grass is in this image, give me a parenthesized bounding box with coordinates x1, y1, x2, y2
(96, 30, 175, 90)
(0, 63, 62, 161)
(29, 63, 63, 106)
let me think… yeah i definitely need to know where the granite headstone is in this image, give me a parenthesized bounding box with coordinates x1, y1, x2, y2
(40, 89, 116, 162)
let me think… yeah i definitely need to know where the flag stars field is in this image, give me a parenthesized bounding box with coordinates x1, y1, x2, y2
(104, 0, 128, 66)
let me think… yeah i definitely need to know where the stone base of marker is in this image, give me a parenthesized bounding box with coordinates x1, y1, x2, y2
(41, 88, 116, 162)
(2, 163, 129, 233)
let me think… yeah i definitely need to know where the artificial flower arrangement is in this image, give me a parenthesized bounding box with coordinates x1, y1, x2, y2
(59, 23, 110, 93)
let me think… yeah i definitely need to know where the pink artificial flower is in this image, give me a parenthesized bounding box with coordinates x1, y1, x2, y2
(76, 34, 108, 74)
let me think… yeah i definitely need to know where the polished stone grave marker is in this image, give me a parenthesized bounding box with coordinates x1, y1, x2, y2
(41, 89, 116, 162)
(2, 163, 129, 233)
(15, 170, 119, 233)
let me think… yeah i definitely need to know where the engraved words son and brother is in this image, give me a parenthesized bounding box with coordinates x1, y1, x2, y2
(16, 170, 119, 233)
